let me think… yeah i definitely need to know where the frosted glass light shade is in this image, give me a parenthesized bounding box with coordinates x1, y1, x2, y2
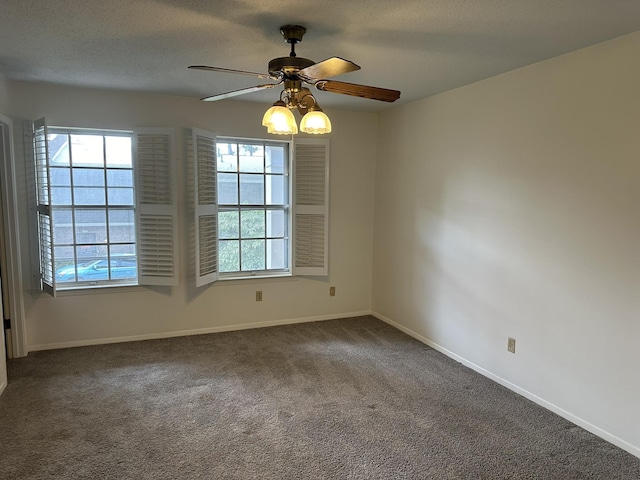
(300, 110, 332, 134)
(262, 104, 298, 135)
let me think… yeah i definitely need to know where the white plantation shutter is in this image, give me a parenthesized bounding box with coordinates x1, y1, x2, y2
(293, 138, 329, 276)
(191, 128, 218, 287)
(134, 128, 179, 286)
(33, 118, 56, 296)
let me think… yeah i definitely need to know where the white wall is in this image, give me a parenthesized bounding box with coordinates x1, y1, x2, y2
(6, 82, 377, 349)
(373, 31, 640, 456)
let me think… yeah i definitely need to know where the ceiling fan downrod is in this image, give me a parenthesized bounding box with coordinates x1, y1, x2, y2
(280, 25, 306, 57)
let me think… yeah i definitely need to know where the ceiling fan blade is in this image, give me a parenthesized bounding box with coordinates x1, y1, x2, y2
(315, 80, 400, 102)
(298, 57, 360, 81)
(189, 65, 277, 80)
(201, 83, 281, 102)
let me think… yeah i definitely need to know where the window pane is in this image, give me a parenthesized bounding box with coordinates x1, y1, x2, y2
(109, 210, 135, 243)
(239, 174, 264, 205)
(219, 240, 239, 272)
(73, 168, 104, 187)
(50, 167, 70, 186)
(71, 135, 104, 167)
(70, 258, 109, 281)
(267, 239, 287, 269)
(110, 256, 137, 280)
(266, 210, 286, 237)
(217, 143, 237, 172)
(54, 246, 76, 283)
(52, 209, 74, 244)
(110, 244, 136, 256)
(110, 245, 137, 280)
(241, 239, 265, 271)
(51, 187, 72, 205)
(240, 210, 265, 238)
(218, 173, 238, 204)
(76, 244, 107, 262)
(48, 134, 70, 166)
(74, 187, 106, 205)
(105, 136, 132, 168)
(107, 169, 133, 187)
(266, 145, 285, 173)
(266, 175, 285, 205)
(218, 211, 239, 239)
(239, 145, 264, 173)
(75, 209, 106, 245)
(108, 188, 134, 205)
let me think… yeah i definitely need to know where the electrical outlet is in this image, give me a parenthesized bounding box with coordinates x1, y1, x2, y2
(256, 291, 262, 302)
(329, 286, 336, 296)
(508, 337, 516, 354)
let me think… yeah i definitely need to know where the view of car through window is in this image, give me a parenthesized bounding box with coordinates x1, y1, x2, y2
(55, 257, 137, 283)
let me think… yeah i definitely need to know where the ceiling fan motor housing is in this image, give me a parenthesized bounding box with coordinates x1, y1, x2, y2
(268, 56, 315, 76)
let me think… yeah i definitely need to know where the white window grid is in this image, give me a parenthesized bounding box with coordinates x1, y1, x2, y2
(217, 139, 290, 277)
(47, 128, 136, 287)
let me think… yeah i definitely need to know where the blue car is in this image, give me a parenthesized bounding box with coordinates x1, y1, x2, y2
(55, 258, 137, 282)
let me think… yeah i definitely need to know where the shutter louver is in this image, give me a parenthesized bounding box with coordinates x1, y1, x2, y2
(33, 118, 55, 296)
(137, 133, 172, 205)
(293, 138, 329, 276)
(134, 128, 179, 286)
(191, 128, 218, 287)
(138, 214, 175, 276)
(295, 214, 325, 268)
(198, 215, 217, 277)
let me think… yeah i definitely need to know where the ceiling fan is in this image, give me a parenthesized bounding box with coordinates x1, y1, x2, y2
(188, 25, 401, 106)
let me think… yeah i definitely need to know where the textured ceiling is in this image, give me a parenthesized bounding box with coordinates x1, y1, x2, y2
(1, 0, 640, 112)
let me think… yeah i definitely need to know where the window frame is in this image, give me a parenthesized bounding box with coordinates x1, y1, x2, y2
(215, 136, 292, 280)
(38, 126, 138, 291)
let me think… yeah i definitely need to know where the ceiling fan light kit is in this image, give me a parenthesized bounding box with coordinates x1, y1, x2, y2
(189, 24, 400, 135)
(263, 82, 332, 134)
(299, 109, 332, 135)
(262, 100, 298, 135)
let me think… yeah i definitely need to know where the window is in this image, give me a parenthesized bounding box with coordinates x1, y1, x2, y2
(191, 130, 329, 287)
(32, 119, 179, 295)
(216, 139, 289, 277)
(39, 127, 136, 289)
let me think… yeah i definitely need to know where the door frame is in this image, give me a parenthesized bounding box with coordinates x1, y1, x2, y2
(0, 276, 6, 395)
(0, 113, 28, 358)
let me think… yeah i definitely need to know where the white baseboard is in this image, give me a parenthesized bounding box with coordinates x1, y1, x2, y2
(27, 310, 372, 352)
(0, 380, 6, 396)
(371, 311, 640, 460)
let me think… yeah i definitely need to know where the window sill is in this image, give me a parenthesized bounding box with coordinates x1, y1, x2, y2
(215, 273, 297, 286)
(30, 283, 145, 297)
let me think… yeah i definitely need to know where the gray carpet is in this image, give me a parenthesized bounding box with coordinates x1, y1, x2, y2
(1, 316, 639, 479)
